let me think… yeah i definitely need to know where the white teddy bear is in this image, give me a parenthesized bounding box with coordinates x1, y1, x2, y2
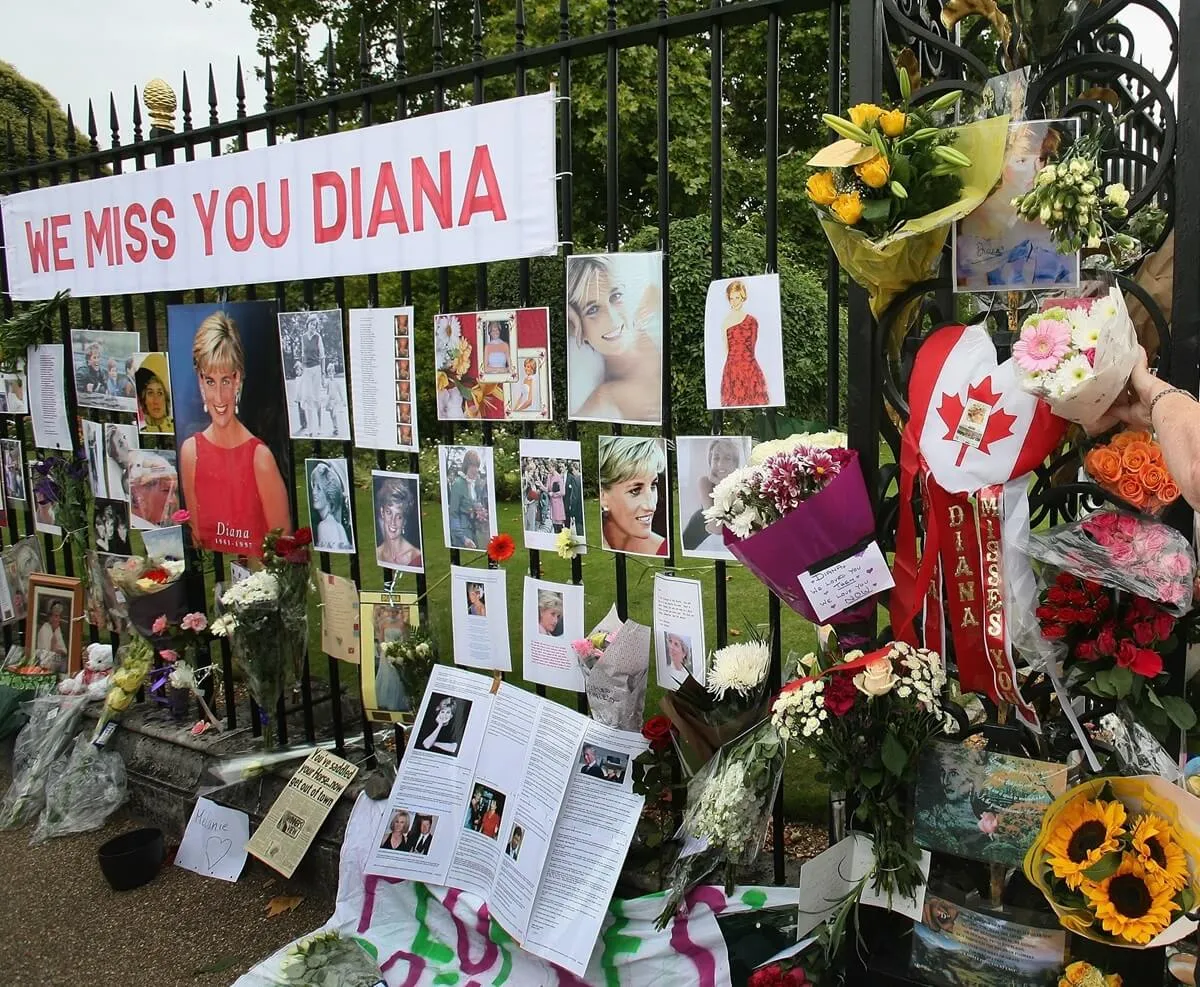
(57, 643, 115, 700)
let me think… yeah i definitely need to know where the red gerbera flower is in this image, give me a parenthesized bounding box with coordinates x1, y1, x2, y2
(487, 533, 515, 564)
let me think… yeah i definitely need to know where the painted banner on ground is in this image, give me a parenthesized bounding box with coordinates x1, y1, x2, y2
(1, 93, 558, 300)
(234, 793, 800, 987)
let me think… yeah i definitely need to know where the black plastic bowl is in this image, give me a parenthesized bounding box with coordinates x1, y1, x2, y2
(97, 827, 165, 891)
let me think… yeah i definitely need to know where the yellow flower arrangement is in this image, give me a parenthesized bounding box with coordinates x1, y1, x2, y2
(1081, 852, 1180, 944)
(1130, 814, 1189, 892)
(1060, 960, 1121, 987)
(848, 103, 883, 129)
(805, 171, 838, 206)
(1044, 796, 1126, 890)
(879, 109, 907, 137)
(855, 154, 891, 189)
(830, 191, 863, 226)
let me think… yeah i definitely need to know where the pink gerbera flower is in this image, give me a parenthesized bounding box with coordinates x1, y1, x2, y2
(1013, 318, 1071, 373)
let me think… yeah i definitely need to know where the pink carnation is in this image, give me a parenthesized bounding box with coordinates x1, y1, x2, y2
(1013, 318, 1071, 372)
(152, 615, 169, 635)
(181, 612, 208, 632)
(571, 640, 598, 659)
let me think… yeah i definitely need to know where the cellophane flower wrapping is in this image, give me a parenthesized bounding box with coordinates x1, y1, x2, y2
(1012, 288, 1138, 427)
(1084, 430, 1181, 517)
(270, 930, 384, 986)
(719, 452, 879, 624)
(1024, 775, 1200, 948)
(655, 718, 784, 928)
(1027, 509, 1196, 616)
(92, 635, 154, 741)
(0, 694, 89, 829)
(31, 733, 126, 844)
(576, 604, 650, 732)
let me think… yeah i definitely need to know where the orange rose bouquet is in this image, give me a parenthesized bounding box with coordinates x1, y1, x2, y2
(1085, 431, 1181, 516)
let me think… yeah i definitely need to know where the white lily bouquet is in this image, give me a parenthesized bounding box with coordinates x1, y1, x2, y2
(1012, 286, 1137, 426)
(655, 717, 784, 929)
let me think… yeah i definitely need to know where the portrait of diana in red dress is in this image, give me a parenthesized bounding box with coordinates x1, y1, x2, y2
(168, 302, 293, 557)
(704, 273, 785, 411)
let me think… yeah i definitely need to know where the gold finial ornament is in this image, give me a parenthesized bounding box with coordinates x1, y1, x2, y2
(143, 78, 177, 133)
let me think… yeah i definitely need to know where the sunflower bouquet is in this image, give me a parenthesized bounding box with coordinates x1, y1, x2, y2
(805, 67, 1009, 351)
(1025, 776, 1200, 946)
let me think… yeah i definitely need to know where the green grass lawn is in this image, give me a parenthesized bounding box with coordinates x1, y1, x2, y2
(297, 484, 829, 822)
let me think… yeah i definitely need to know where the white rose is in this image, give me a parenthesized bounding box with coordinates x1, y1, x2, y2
(853, 657, 898, 697)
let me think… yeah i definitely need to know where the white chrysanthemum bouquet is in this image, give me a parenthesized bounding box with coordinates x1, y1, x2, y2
(1012, 286, 1137, 425)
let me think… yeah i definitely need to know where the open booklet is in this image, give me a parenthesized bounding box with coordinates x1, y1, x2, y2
(365, 665, 647, 976)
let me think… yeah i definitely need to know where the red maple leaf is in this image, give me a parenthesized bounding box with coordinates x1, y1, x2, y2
(936, 377, 1017, 466)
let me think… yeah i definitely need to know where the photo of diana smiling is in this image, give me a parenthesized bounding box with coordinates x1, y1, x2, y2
(598, 435, 669, 557)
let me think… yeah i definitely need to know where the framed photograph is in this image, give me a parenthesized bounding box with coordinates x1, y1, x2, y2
(304, 458, 356, 554)
(133, 352, 174, 435)
(371, 471, 424, 573)
(438, 445, 497, 552)
(953, 118, 1081, 293)
(676, 435, 752, 559)
(704, 275, 785, 410)
(167, 301, 293, 558)
(70, 328, 140, 413)
(475, 309, 518, 384)
(278, 309, 350, 440)
(518, 438, 586, 553)
(360, 590, 420, 724)
(26, 574, 83, 676)
(597, 435, 669, 557)
(566, 252, 663, 425)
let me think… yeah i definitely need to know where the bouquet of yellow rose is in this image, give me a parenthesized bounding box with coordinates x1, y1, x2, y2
(91, 634, 155, 742)
(807, 68, 1009, 354)
(1025, 775, 1200, 947)
(1058, 961, 1121, 987)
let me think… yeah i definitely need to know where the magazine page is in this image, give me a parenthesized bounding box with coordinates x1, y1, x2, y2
(487, 694, 589, 942)
(445, 682, 540, 899)
(522, 723, 647, 976)
(365, 666, 494, 885)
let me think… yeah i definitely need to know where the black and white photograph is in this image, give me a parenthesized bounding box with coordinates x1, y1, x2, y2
(438, 445, 497, 552)
(676, 435, 752, 559)
(371, 471, 424, 573)
(378, 809, 437, 855)
(463, 783, 506, 841)
(518, 438, 587, 554)
(704, 274, 786, 410)
(71, 328, 140, 413)
(566, 251, 663, 425)
(80, 420, 106, 498)
(103, 423, 140, 501)
(304, 458, 356, 554)
(577, 744, 629, 784)
(93, 499, 132, 555)
(0, 439, 25, 503)
(278, 309, 351, 439)
(414, 692, 472, 758)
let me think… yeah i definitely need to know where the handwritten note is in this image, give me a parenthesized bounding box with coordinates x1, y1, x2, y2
(319, 572, 361, 664)
(175, 796, 250, 883)
(797, 541, 894, 622)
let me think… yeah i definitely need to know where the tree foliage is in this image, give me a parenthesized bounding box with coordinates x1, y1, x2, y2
(0, 61, 72, 186)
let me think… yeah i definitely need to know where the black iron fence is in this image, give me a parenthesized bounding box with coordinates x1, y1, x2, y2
(0, 0, 1195, 911)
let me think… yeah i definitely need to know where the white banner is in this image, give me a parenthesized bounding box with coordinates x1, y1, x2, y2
(1, 93, 559, 300)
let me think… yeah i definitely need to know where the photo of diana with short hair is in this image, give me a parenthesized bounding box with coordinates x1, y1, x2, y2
(598, 435, 669, 557)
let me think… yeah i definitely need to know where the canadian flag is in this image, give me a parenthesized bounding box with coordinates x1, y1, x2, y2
(894, 324, 1068, 730)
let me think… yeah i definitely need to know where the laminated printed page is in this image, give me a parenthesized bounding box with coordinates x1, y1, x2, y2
(365, 666, 494, 886)
(523, 726, 646, 976)
(487, 692, 589, 942)
(446, 683, 541, 899)
(450, 565, 512, 671)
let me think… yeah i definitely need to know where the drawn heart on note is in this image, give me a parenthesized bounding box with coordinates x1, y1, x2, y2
(205, 836, 233, 871)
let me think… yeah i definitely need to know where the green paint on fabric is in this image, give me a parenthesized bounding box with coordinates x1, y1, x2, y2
(352, 938, 379, 961)
(433, 972, 459, 985)
(412, 884, 456, 965)
(600, 899, 643, 987)
(488, 920, 515, 984)
(741, 889, 768, 909)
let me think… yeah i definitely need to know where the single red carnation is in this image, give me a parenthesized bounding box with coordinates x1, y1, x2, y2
(487, 533, 516, 564)
(823, 673, 859, 716)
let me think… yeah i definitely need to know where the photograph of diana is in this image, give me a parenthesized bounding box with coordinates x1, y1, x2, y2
(661, 631, 694, 687)
(93, 499, 132, 555)
(677, 435, 752, 559)
(133, 352, 174, 434)
(704, 274, 785, 410)
(371, 471, 424, 573)
(598, 435, 669, 557)
(70, 329, 140, 413)
(465, 582, 486, 618)
(415, 692, 472, 758)
(477, 310, 518, 384)
(278, 309, 351, 439)
(566, 252, 664, 425)
(1, 439, 24, 503)
(305, 458, 356, 554)
(438, 445, 497, 552)
(128, 448, 180, 531)
(81, 420, 106, 497)
(953, 119, 1081, 292)
(365, 598, 416, 717)
(168, 302, 292, 558)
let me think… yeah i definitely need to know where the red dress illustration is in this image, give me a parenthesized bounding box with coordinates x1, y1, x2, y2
(193, 432, 269, 556)
(719, 314, 769, 407)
